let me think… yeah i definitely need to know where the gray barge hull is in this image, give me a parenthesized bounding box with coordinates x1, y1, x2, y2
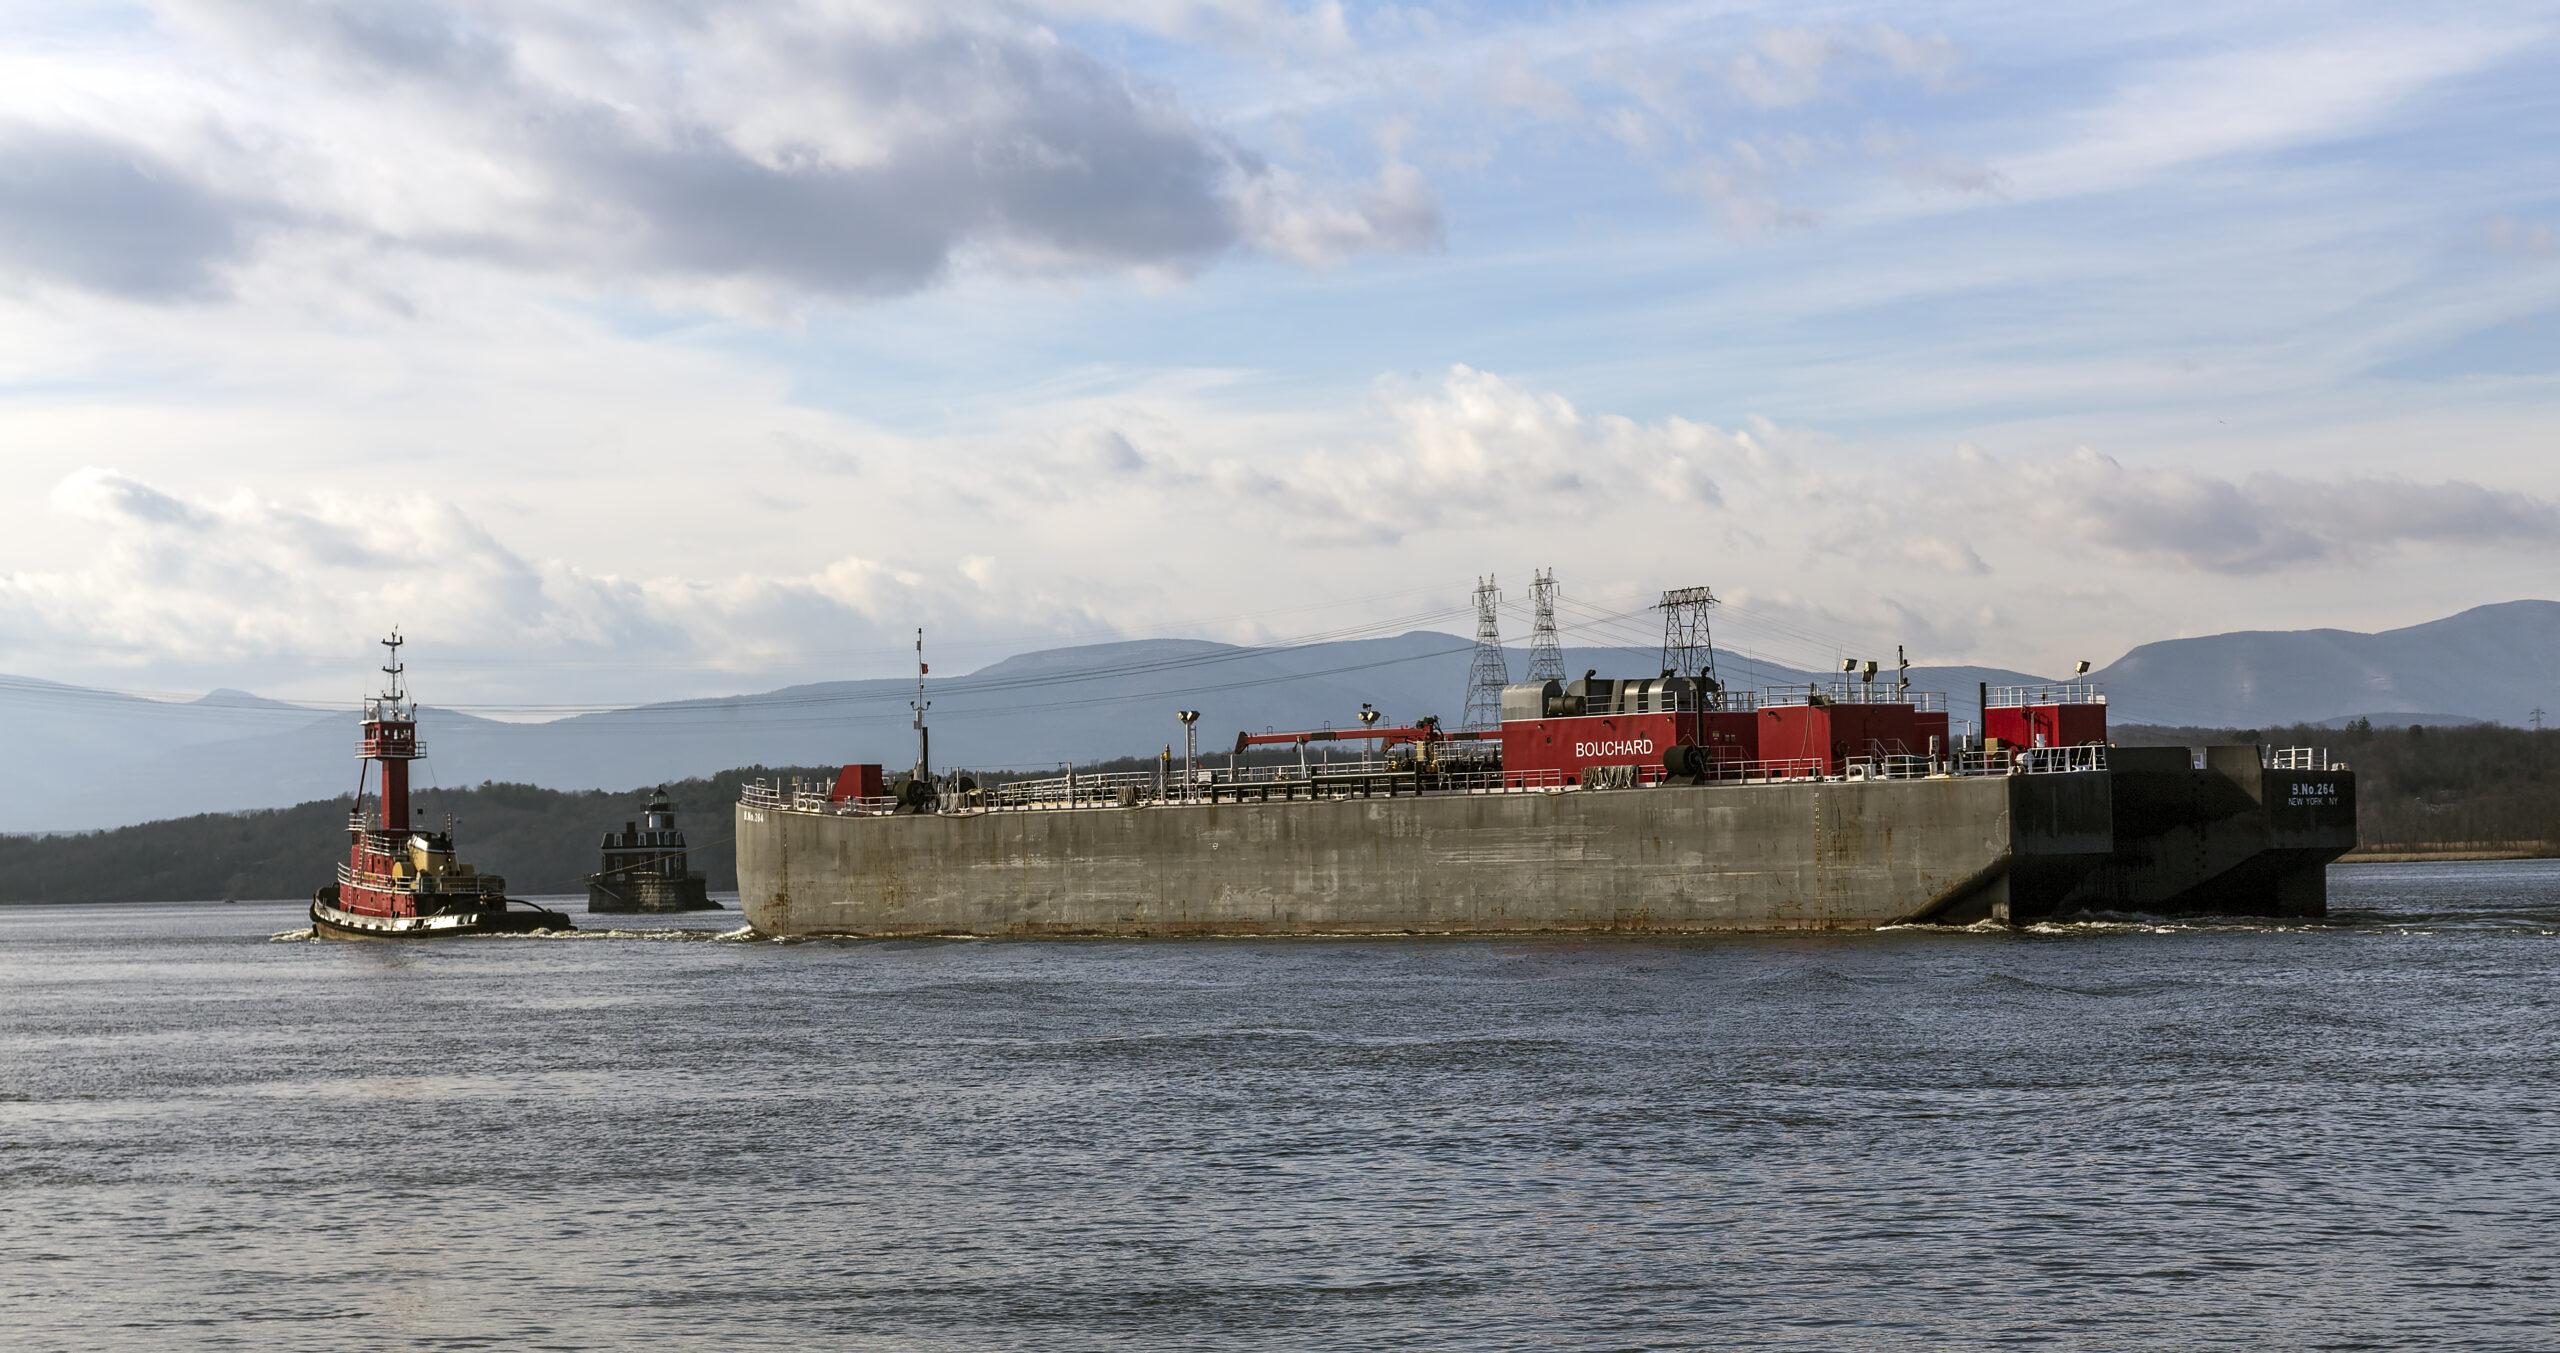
(2059, 745, 2357, 918)
(736, 773, 2114, 937)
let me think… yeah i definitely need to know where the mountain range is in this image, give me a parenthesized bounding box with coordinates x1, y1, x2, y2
(5, 601, 2553, 833)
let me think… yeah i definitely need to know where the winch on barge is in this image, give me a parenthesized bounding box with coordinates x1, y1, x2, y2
(309, 634, 571, 940)
(736, 588, 2357, 938)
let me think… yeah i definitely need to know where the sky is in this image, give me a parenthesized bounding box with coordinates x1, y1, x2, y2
(1, 0, 2555, 711)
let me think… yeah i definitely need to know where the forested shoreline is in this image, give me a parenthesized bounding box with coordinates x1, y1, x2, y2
(2113, 722, 2560, 856)
(0, 754, 1311, 905)
(0, 768, 837, 905)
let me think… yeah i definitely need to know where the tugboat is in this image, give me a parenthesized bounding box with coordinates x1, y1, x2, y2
(309, 633, 572, 939)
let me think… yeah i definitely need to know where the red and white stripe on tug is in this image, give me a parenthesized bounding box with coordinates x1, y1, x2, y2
(308, 632, 569, 939)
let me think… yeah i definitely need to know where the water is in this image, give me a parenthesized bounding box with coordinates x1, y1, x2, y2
(4, 863, 2557, 1351)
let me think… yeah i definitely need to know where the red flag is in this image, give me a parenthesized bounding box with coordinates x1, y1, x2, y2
(920, 663, 929, 674)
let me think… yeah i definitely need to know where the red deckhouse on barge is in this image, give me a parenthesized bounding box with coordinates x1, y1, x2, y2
(309, 634, 570, 939)
(733, 584, 2361, 938)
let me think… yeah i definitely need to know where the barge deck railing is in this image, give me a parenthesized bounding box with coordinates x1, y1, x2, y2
(1986, 682, 2105, 708)
(1958, 744, 2109, 775)
(742, 743, 2116, 820)
(2268, 746, 2346, 771)
(1759, 683, 1949, 711)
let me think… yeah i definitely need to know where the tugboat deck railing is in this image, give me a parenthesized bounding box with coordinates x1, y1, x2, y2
(337, 862, 508, 896)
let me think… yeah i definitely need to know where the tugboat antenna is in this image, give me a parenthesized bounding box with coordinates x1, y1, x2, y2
(379, 629, 407, 711)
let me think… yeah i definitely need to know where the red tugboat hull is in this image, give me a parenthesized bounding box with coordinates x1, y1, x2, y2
(310, 886, 572, 939)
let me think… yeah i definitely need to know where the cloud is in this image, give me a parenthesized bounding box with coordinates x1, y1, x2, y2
(1863, 24, 1962, 91)
(1580, 25, 1975, 230)
(1678, 138, 1821, 233)
(1702, 25, 1963, 112)
(0, 374, 1759, 677)
(1234, 154, 1442, 265)
(1991, 26, 2522, 201)
(12, 367, 2560, 702)
(1482, 48, 1583, 117)
(959, 369, 2560, 583)
(540, 16, 1244, 293)
(52, 467, 210, 530)
(1722, 28, 1842, 110)
(1895, 535, 1989, 575)
(1, 0, 1438, 303)
(1954, 447, 2560, 574)
(1022, 0, 1354, 56)
(1056, 424, 1195, 482)
(1198, 365, 1735, 541)
(2485, 215, 2559, 260)
(0, 127, 252, 299)
(0, 467, 951, 673)
(1858, 123, 2002, 196)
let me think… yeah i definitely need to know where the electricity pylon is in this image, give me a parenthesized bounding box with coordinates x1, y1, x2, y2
(1462, 575, 1510, 732)
(1656, 584, 1722, 705)
(1525, 568, 1566, 685)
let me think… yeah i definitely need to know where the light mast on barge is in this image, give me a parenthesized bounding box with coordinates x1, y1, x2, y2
(309, 632, 570, 939)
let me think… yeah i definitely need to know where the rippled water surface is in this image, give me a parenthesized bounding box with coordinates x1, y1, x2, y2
(6, 862, 2558, 1350)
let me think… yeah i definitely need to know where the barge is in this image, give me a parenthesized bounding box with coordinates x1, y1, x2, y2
(735, 598, 2356, 937)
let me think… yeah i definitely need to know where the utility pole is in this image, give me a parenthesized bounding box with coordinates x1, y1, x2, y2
(911, 628, 931, 785)
(1462, 575, 1509, 732)
(1525, 568, 1567, 685)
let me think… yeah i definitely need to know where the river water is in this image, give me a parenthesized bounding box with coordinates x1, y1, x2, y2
(4, 861, 2556, 1351)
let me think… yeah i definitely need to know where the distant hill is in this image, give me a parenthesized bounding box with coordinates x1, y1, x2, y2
(7, 599, 2551, 832)
(0, 675, 349, 833)
(0, 637, 2042, 832)
(2092, 601, 2560, 728)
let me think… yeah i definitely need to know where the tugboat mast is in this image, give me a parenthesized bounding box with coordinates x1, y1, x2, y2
(911, 627, 931, 785)
(362, 630, 419, 834)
